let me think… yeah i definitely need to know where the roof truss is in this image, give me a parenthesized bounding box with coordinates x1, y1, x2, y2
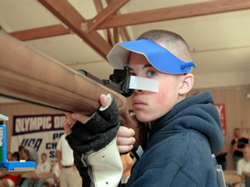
(2, 0, 250, 58)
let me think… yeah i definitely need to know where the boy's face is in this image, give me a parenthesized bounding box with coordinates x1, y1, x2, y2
(129, 52, 184, 123)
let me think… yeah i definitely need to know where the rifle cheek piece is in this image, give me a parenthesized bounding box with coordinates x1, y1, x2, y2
(77, 66, 134, 97)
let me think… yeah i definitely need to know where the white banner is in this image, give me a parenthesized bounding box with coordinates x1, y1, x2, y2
(10, 114, 66, 165)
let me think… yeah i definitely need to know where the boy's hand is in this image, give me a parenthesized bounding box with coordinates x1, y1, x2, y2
(64, 94, 136, 154)
(64, 93, 120, 153)
(64, 94, 111, 135)
(117, 126, 135, 153)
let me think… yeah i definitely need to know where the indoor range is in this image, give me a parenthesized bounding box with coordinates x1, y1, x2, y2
(0, 0, 250, 187)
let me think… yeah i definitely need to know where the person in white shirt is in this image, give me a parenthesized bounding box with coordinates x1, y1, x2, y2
(237, 146, 250, 187)
(21, 153, 51, 187)
(47, 162, 61, 187)
(56, 131, 81, 187)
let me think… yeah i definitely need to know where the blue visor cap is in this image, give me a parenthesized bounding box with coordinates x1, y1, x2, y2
(107, 39, 195, 74)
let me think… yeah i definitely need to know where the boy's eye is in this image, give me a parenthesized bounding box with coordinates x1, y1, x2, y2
(148, 71, 156, 77)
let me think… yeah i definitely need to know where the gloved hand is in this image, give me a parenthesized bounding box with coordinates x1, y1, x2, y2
(66, 93, 120, 153)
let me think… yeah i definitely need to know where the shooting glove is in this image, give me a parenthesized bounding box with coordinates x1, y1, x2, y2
(66, 93, 123, 187)
(66, 93, 120, 153)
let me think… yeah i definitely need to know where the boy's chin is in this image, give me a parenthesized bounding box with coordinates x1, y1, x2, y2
(135, 112, 155, 123)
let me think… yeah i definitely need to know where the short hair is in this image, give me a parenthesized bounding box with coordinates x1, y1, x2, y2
(42, 153, 47, 157)
(12, 152, 20, 160)
(18, 145, 25, 152)
(137, 30, 192, 62)
(23, 149, 29, 156)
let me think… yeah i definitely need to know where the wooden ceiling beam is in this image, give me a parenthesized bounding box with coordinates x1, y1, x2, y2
(93, 0, 110, 43)
(38, 0, 112, 59)
(9, 24, 70, 41)
(119, 27, 130, 41)
(7, 0, 245, 43)
(93, 0, 105, 14)
(102, 0, 131, 43)
(96, 0, 250, 29)
(87, 0, 129, 33)
(106, 0, 131, 42)
(113, 28, 119, 44)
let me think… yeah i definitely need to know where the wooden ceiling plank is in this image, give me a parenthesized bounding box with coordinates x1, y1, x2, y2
(93, 0, 115, 46)
(93, 0, 109, 41)
(113, 28, 119, 44)
(38, 0, 111, 59)
(9, 24, 70, 41)
(119, 27, 130, 41)
(107, 29, 113, 46)
(105, 0, 130, 43)
(106, 0, 116, 4)
(93, 0, 104, 13)
(88, 0, 130, 33)
(96, 0, 250, 29)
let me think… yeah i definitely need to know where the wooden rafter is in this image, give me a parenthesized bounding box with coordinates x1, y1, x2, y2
(93, 0, 105, 15)
(96, 0, 250, 29)
(5, 0, 249, 58)
(38, 0, 112, 59)
(119, 27, 130, 41)
(9, 24, 70, 41)
(87, 0, 130, 33)
(93, 0, 111, 44)
(113, 28, 119, 44)
(93, 0, 130, 46)
(106, 0, 130, 42)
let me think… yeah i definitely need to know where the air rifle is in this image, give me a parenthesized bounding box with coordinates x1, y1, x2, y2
(0, 32, 147, 153)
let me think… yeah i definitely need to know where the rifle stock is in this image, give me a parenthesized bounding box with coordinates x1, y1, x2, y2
(0, 32, 146, 150)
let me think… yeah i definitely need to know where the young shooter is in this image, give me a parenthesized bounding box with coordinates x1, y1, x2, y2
(65, 30, 224, 187)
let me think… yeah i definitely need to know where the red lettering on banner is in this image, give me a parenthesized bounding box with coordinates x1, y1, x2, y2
(214, 104, 226, 136)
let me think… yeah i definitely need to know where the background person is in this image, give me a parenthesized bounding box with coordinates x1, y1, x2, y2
(232, 128, 249, 169)
(216, 143, 228, 170)
(18, 145, 39, 165)
(7, 151, 12, 161)
(21, 153, 51, 187)
(57, 129, 81, 187)
(47, 161, 61, 187)
(237, 147, 250, 187)
(0, 152, 21, 187)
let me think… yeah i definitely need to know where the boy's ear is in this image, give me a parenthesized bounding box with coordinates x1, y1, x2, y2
(179, 73, 194, 95)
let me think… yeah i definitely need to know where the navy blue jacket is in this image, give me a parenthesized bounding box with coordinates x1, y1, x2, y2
(126, 91, 224, 187)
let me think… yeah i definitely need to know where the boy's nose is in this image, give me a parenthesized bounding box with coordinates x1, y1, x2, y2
(134, 89, 144, 93)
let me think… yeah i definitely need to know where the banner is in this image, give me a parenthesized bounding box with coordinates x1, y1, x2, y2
(214, 104, 227, 136)
(10, 114, 66, 165)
